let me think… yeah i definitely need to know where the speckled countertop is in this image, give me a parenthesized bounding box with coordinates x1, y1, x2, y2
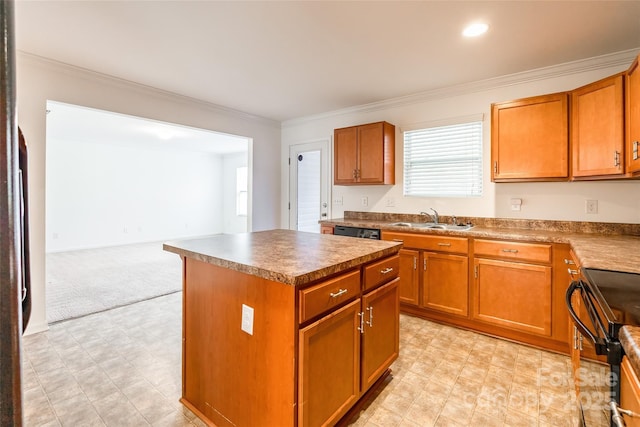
(322, 213, 640, 274)
(163, 229, 402, 286)
(620, 326, 640, 378)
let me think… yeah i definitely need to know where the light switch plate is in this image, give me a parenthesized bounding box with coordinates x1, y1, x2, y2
(241, 304, 254, 335)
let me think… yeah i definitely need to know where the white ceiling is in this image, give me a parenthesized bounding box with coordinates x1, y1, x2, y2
(15, 1, 640, 122)
(46, 101, 249, 154)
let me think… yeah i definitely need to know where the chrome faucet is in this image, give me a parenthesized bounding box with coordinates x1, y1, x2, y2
(420, 208, 439, 224)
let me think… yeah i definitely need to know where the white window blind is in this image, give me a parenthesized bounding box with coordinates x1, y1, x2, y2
(403, 121, 483, 197)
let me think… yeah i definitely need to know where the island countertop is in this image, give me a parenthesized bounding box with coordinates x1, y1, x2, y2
(163, 229, 402, 286)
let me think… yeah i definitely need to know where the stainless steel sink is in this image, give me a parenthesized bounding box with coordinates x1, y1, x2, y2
(388, 222, 473, 231)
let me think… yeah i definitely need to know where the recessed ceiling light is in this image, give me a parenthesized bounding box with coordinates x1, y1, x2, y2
(463, 22, 489, 37)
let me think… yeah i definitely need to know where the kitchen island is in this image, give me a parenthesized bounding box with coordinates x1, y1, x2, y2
(163, 229, 402, 427)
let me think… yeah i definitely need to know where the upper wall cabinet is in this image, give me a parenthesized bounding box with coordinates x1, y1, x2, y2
(571, 74, 625, 180)
(627, 55, 640, 176)
(334, 121, 395, 185)
(491, 93, 569, 182)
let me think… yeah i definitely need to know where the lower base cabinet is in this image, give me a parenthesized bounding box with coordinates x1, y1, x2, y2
(423, 252, 468, 316)
(621, 357, 640, 427)
(298, 300, 361, 427)
(473, 258, 552, 336)
(398, 249, 419, 305)
(298, 278, 400, 427)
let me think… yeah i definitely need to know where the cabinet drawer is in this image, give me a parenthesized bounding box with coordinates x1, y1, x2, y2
(363, 255, 399, 291)
(383, 231, 468, 253)
(299, 269, 361, 323)
(474, 239, 552, 263)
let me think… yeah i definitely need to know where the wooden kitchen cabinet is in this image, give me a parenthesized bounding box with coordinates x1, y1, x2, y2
(491, 93, 569, 182)
(298, 256, 399, 427)
(397, 249, 420, 306)
(361, 279, 400, 391)
(627, 55, 640, 176)
(621, 356, 640, 427)
(334, 121, 395, 185)
(382, 231, 469, 316)
(423, 252, 468, 317)
(320, 224, 334, 234)
(571, 73, 625, 179)
(298, 299, 361, 427)
(473, 240, 552, 336)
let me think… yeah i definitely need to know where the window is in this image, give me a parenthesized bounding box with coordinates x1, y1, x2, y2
(236, 166, 248, 216)
(403, 120, 483, 197)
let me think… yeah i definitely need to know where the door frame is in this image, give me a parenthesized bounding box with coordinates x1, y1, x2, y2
(288, 139, 331, 231)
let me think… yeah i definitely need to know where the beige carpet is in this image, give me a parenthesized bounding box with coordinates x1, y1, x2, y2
(46, 241, 182, 323)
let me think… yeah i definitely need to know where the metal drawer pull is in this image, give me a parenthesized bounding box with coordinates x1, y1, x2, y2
(437, 243, 451, 247)
(568, 268, 578, 276)
(329, 288, 348, 298)
(380, 267, 394, 274)
(365, 306, 374, 327)
(502, 249, 518, 253)
(564, 259, 575, 265)
(392, 239, 404, 242)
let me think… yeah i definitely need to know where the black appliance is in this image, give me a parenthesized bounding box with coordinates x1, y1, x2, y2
(333, 225, 381, 240)
(566, 268, 640, 427)
(1, 2, 30, 425)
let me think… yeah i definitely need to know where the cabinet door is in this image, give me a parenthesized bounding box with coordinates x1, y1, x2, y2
(473, 258, 552, 336)
(422, 252, 468, 317)
(571, 74, 625, 178)
(491, 93, 569, 181)
(398, 249, 419, 306)
(621, 357, 640, 427)
(334, 126, 358, 184)
(361, 279, 399, 392)
(358, 122, 385, 183)
(298, 299, 360, 427)
(627, 56, 640, 175)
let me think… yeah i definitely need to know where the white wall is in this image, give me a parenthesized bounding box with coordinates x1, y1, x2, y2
(17, 52, 281, 334)
(222, 152, 249, 233)
(46, 137, 227, 252)
(281, 49, 640, 228)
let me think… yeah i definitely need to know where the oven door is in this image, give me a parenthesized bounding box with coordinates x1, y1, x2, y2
(566, 280, 617, 427)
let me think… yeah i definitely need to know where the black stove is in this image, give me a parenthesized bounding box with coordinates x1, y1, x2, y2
(582, 268, 640, 335)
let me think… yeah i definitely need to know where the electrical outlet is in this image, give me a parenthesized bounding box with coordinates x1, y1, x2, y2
(361, 196, 368, 207)
(333, 196, 343, 206)
(241, 304, 254, 335)
(586, 199, 598, 214)
(386, 197, 395, 207)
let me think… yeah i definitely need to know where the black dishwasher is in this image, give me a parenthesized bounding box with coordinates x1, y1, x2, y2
(333, 225, 380, 240)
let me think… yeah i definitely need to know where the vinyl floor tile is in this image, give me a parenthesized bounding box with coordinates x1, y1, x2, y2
(22, 292, 583, 427)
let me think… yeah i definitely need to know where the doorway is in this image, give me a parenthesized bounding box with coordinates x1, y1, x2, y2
(289, 140, 330, 232)
(45, 101, 251, 322)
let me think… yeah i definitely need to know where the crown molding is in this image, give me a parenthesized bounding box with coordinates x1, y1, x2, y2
(17, 51, 280, 128)
(282, 48, 640, 129)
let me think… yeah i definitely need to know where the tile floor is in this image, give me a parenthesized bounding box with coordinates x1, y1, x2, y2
(22, 292, 589, 426)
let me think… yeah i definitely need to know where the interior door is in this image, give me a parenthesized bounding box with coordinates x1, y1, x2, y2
(289, 140, 330, 232)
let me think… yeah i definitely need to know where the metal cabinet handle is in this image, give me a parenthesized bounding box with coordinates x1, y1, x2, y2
(365, 306, 373, 327)
(614, 150, 621, 167)
(493, 161, 498, 173)
(564, 259, 575, 265)
(329, 288, 347, 298)
(413, 256, 417, 270)
(568, 268, 578, 276)
(357, 312, 364, 333)
(380, 267, 394, 274)
(437, 243, 451, 247)
(502, 249, 518, 253)
(424, 258, 427, 271)
(392, 239, 404, 243)
(633, 141, 639, 161)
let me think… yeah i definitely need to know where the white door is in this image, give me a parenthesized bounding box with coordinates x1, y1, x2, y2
(289, 141, 330, 232)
